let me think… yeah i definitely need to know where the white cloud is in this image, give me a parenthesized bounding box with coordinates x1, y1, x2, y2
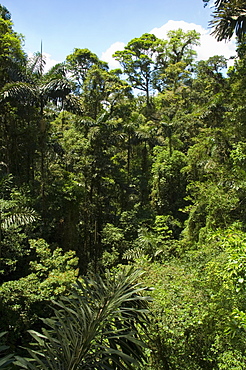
(151, 20, 204, 40)
(101, 41, 125, 69)
(43, 52, 61, 72)
(150, 20, 236, 65)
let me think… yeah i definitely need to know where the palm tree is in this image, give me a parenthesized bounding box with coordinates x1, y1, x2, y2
(0, 53, 83, 213)
(203, 0, 246, 41)
(16, 268, 151, 370)
(1, 60, 83, 116)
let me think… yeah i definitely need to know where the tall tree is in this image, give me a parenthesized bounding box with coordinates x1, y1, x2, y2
(0, 5, 26, 88)
(114, 30, 199, 104)
(66, 48, 108, 94)
(153, 29, 200, 93)
(82, 65, 132, 119)
(114, 33, 165, 105)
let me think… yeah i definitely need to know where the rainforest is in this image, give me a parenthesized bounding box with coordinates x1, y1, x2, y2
(1, 1, 246, 369)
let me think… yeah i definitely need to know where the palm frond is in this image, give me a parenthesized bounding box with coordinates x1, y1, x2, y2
(1, 207, 39, 230)
(209, 0, 246, 41)
(1, 82, 37, 103)
(27, 52, 46, 76)
(42, 79, 72, 99)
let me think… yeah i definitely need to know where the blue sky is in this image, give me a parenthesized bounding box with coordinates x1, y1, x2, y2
(3, 0, 236, 70)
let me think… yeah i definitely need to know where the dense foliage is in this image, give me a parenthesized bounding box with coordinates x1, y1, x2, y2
(1, 2, 246, 369)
